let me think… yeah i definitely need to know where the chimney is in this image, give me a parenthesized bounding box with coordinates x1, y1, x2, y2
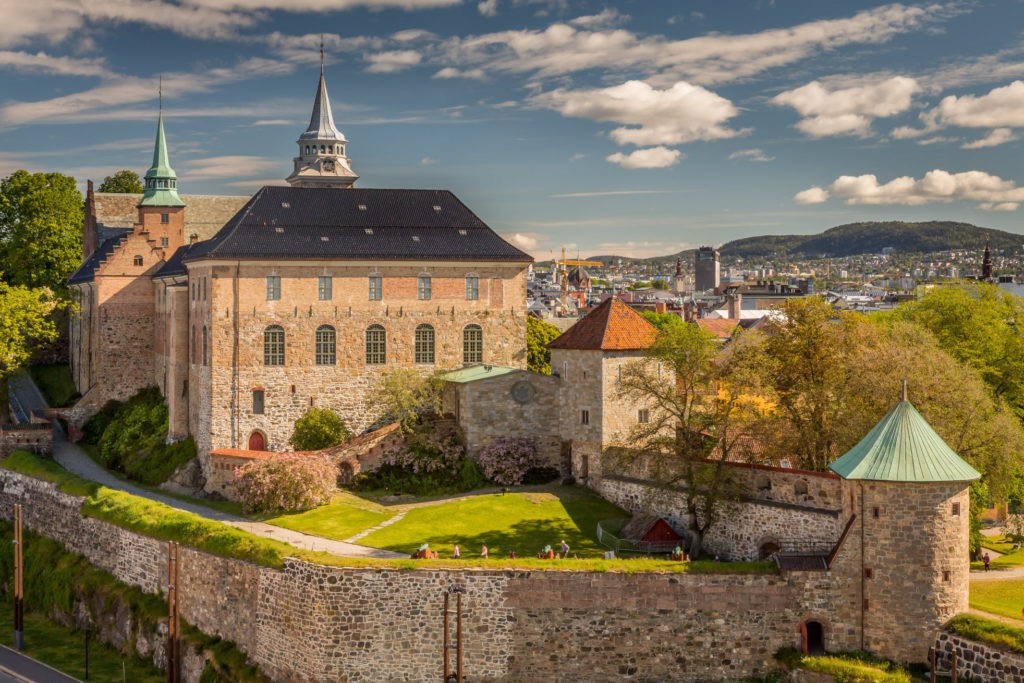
(655, 301, 667, 314)
(728, 292, 742, 319)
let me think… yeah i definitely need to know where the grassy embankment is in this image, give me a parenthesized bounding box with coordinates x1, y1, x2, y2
(775, 648, 911, 683)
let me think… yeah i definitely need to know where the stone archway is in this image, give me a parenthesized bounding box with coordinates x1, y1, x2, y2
(801, 620, 826, 656)
(758, 540, 781, 560)
(248, 430, 266, 451)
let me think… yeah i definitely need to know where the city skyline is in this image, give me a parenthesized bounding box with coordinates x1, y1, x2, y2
(3, 1, 1024, 258)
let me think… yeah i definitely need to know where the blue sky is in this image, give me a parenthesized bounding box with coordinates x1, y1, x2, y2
(4, 1, 1024, 259)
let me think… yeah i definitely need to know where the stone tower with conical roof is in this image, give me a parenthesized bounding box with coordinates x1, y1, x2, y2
(286, 50, 358, 188)
(134, 111, 186, 260)
(828, 392, 980, 663)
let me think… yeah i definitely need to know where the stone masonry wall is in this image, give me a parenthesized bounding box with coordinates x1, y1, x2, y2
(934, 633, 1024, 683)
(551, 348, 604, 482)
(0, 468, 869, 683)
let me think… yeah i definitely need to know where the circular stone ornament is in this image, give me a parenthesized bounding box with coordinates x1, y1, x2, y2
(510, 380, 535, 404)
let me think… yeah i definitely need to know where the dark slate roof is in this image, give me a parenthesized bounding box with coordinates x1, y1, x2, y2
(183, 186, 532, 263)
(153, 243, 198, 279)
(67, 230, 130, 285)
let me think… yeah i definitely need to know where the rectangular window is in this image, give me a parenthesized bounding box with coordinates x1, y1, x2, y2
(252, 390, 264, 414)
(942, 570, 950, 582)
(160, 236, 169, 247)
(951, 502, 960, 516)
(872, 507, 880, 519)
(864, 568, 873, 579)
(368, 276, 382, 301)
(318, 276, 333, 301)
(202, 277, 207, 301)
(581, 410, 590, 425)
(133, 255, 143, 267)
(638, 409, 650, 424)
(160, 213, 169, 224)
(418, 275, 432, 301)
(266, 275, 281, 301)
(465, 276, 479, 300)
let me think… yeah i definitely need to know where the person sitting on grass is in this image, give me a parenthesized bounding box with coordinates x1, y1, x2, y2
(671, 545, 687, 562)
(538, 545, 555, 559)
(413, 543, 431, 559)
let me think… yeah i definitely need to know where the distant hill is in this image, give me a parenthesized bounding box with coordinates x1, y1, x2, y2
(572, 221, 1023, 267)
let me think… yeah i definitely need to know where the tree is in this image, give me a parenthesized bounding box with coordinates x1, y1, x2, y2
(616, 323, 772, 559)
(369, 368, 447, 433)
(289, 408, 352, 451)
(640, 310, 686, 334)
(98, 170, 144, 194)
(527, 315, 561, 374)
(0, 170, 83, 297)
(234, 453, 336, 513)
(0, 282, 58, 421)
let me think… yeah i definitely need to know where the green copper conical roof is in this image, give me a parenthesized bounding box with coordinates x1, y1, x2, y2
(829, 400, 981, 482)
(139, 112, 185, 207)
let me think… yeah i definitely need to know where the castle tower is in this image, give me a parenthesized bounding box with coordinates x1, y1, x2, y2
(694, 246, 720, 292)
(136, 111, 186, 258)
(829, 393, 980, 663)
(286, 50, 358, 188)
(982, 242, 993, 281)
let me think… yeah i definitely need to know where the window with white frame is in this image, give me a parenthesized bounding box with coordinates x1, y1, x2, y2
(414, 324, 435, 363)
(315, 325, 336, 365)
(266, 275, 281, 301)
(318, 276, 332, 301)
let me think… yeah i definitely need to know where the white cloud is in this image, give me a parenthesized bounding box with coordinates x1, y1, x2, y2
(478, 0, 498, 17)
(961, 128, 1019, 149)
(420, 157, 438, 165)
(569, 9, 626, 30)
(180, 155, 280, 181)
(928, 80, 1024, 128)
(534, 80, 745, 147)
(772, 76, 919, 137)
(433, 67, 487, 80)
(252, 119, 294, 126)
(364, 49, 423, 73)
(606, 147, 683, 170)
(728, 148, 774, 162)
(0, 50, 111, 78)
(795, 169, 1024, 209)
(505, 232, 538, 251)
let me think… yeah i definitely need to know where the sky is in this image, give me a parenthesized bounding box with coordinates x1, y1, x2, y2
(4, 1, 1024, 260)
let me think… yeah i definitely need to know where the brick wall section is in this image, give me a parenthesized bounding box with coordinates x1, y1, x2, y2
(551, 349, 604, 482)
(91, 193, 249, 242)
(934, 633, 1024, 683)
(0, 425, 53, 457)
(0, 468, 891, 683)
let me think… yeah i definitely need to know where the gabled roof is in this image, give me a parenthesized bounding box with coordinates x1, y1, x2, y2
(548, 296, 658, 350)
(183, 186, 532, 263)
(696, 317, 738, 340)
(68, 231, 130, 285)
(829, 400, 981, 483)
(153, 243, 198, 279)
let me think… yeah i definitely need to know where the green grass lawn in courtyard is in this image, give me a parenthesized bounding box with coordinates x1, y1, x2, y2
(971, 578, 1024, 622)
(358, 486, 630, 558)
(264, 492, 394, 540)
(0, 600, 164, 682)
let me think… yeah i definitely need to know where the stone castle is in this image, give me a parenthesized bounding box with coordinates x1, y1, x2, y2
(59, 65, 986, 678)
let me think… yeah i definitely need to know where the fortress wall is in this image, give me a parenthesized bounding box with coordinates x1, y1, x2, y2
(0, 468, 861, 682)
(934, 632, 1024, 683)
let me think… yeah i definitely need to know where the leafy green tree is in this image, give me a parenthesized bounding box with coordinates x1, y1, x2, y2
(640, 310, 686, 334)
(527, 315, 561, 374)
(0, 282, 58, 421)
(98, 170, 144, 194)
(289, 408, 352, 451)
(616, 323, 772, 559)
(369, 368, 447, 433)
(0, 170, 83, 296)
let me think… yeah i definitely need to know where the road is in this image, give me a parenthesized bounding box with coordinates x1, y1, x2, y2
(0, 646, 79, 682)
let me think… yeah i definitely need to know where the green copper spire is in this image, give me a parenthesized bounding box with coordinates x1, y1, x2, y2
(139, 111, 185, 207)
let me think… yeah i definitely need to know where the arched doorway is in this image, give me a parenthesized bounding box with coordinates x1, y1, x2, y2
(801, 620, 825, 656)
(758, 541, 781, 560)
(248, 431, 265, 451)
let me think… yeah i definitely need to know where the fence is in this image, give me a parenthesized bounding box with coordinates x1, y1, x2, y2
(596, 520, 683, 556)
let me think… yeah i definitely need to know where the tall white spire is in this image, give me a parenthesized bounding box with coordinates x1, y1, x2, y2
(286, 42, 358, 188)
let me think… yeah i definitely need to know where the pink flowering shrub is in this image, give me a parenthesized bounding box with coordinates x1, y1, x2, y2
(475, 437, 541, 486)
(379, 431, 464, 473)
(354, 428, 486, 495)
(234, 453, 336, 514)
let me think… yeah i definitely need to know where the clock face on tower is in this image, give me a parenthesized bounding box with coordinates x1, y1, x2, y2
(323, 159, 335, 172)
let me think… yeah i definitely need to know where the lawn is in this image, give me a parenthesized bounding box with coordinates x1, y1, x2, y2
(26, 364, 78, 408)
(264, 492, 393, 540)
(971, 577, 1024, 622)
(0, 600, 165, 682)
(358, 486, 630, 558)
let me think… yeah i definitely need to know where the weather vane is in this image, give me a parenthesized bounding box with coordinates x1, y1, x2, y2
(320, 34, 324, 73)
(158, 74, 163, 112)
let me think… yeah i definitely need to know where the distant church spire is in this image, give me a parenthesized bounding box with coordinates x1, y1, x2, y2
(982, 241, 993, 281)
(139, 83, 184, 208)
(286, 43, 358, 188)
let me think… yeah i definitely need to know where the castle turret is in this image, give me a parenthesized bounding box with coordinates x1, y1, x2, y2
(286, 51, 358, 188)
(135, 110, 185, 257)
(829, 391, 980, 663)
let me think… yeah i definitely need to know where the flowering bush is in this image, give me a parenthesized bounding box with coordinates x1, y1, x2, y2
(234, 453, 336, 514)
(475, 437, 542, 486)
(354, 427, 487, 495)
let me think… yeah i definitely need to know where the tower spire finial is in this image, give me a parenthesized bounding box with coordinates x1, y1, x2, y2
(159, 74, 163, 113)
(320, 34, 324, 75)
(902, 379, 908, 402)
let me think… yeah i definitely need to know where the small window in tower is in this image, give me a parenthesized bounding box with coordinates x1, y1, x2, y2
(951, 502, 960, 516)
(581, 410, 590, 425)
(133, 255, 143, 267)
(638, 409, 650, 424)
(160, 237, 169, 247)
(942, 570, 950, 582)
(864, 568, 873, 579)
(252, 389, 264, 415)
(160, 213, 169, 224)
(872, 507, 880, 519)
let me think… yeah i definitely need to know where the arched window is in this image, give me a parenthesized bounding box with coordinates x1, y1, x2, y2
(463, 324, 482, 364)
(264, 325, 285, 366)
(320, 145, 325, 153)
(305, 145, 310, 155)
(366, 325, 386, 365)
(315, 325, 336, 365)
(202, 326, 209, 366)
(133, 255, 143, 267)
(191, 325, 196, 365)
(414, 324, 435, 364)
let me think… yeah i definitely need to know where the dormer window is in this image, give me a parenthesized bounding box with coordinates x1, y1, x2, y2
(133, 255, 143, 267)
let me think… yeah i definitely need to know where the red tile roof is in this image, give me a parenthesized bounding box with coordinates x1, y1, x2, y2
(696, 318, 739, 339)
(548, 297, 658, 350)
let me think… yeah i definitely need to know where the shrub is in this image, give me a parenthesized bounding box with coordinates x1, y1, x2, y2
(289, 408, 352, 451)
(354, 428, 487, 495)
(475, 437, 542, 486)
(1006, 514, 1024, 545)
(234, 454, 336, 514)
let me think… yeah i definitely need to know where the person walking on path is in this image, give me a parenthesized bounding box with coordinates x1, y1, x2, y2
(983, 553, 991, 571)
(452, 544, 460, 559)
(480, 544, 488, 559)
(560, 539, 570, 559)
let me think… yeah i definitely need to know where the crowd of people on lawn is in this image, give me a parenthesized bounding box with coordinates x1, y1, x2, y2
(411, 539, 578, 560)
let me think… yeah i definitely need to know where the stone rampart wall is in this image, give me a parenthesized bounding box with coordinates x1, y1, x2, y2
(0, 468, 864, 682)
(934, 633, 1024, 683)
(0, 425, 53, 457)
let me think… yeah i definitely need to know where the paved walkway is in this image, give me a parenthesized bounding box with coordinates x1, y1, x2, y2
(0, 645, 80, 683)
(7, 374, 404, 560)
